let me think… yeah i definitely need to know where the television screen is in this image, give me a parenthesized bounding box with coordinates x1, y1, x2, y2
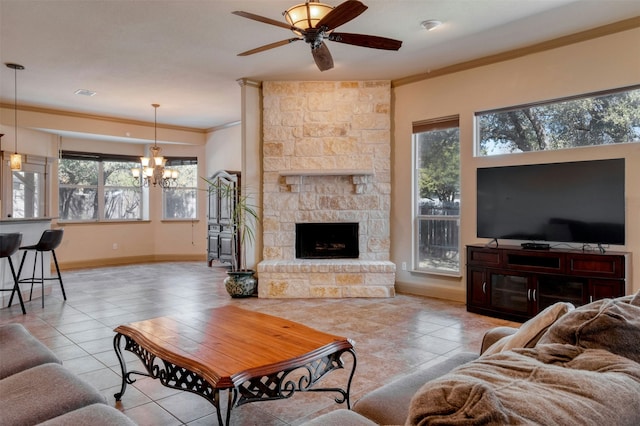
(477, 159, 625, 245)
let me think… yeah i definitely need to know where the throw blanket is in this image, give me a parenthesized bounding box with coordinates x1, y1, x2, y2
(406, 343, 640, 425)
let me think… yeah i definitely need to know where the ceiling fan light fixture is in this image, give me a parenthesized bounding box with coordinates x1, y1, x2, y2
(283, 1, 333, 34)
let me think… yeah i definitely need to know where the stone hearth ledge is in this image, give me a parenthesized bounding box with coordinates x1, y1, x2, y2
(257, 260, 396, 298)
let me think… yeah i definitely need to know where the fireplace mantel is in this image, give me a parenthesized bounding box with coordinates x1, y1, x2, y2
(279, 169, 374, 177)
(280, 170, 374, 193)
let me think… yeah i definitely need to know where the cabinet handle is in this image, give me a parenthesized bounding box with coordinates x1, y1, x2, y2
(532, 289, 536, 301)
(590, 295, 593, 303)
(527, 289, 531, 301)
(482, 282, 486, 294)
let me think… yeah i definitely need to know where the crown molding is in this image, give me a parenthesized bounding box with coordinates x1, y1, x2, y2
(0, 103, 206, 133)
(393, 16, 640, 88)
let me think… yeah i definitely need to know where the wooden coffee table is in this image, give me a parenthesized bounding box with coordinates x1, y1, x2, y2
(113, 305, 356, 425)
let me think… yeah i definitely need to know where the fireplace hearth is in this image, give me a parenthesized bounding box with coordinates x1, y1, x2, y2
(296, 223, 359, 259)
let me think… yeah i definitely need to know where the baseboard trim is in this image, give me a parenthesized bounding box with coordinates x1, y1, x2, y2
(58, 254, 206, 271)
(395, 281, 466, 303)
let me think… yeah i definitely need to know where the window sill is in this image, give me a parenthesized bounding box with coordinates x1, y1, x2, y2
(57, 220, 151, 225)
(410, 268, 462, 278)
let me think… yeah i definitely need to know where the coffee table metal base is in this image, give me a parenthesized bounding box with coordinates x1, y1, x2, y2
(113, 333, 356, 425)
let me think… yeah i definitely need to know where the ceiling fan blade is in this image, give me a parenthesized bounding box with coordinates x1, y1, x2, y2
(316, 0, 368, 31)
(237, 38, 301, 56)
(312, 43, 334, 71)
(328, 32, 402, 50)
(232, 11, 303, 33)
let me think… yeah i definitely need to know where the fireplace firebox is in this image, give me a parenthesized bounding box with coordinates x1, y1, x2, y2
(296, 223, 359, 259)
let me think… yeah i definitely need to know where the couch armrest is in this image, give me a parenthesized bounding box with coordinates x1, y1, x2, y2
(353, 352, 478, 425)
(480, 326, 519, 354)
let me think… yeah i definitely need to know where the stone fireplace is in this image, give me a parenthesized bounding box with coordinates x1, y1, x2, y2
(257, 81, 396, 298)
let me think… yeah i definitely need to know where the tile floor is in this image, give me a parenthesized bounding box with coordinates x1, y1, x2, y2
(0, 261, 520, 425)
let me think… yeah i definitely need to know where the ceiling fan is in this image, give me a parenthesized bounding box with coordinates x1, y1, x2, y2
(232, 0, 402, 72)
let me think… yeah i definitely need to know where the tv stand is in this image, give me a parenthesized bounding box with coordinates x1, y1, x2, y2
(466, 244, 629, 322)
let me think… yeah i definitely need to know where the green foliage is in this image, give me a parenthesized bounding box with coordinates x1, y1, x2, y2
(417, 128, 460, 204)
(202, 176, 259, 271)
(479, 88, 640, 154)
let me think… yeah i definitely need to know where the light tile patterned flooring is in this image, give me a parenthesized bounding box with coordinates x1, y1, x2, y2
(0, 262, 519, 425)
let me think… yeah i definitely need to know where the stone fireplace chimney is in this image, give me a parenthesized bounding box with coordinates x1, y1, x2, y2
(257, 81, 396, 298)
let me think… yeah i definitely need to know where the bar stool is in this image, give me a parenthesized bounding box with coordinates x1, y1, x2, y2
(11, 229, 66, 309)
(0, 233, 26, 314)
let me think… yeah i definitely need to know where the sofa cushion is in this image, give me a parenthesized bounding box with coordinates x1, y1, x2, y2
(483, 302, 574, 355)
(38, 403, 137, 426)
(0, 363, 107, 426)
(406, 344, 640, 426)
(352, 352, 478, 425)
(538, 295, 640, 363)
(0, 323, 62, 379)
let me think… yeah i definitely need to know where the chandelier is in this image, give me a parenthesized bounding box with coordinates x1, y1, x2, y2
(131, 104, 178, 188)
(6, 63, 25, 171)
(283, 1, 333, 35)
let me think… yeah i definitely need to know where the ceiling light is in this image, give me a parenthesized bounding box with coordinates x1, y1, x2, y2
(283, 1, 333, 35)
(6, 63, 24, 171)
(421, 20, 442, 31)
(131, 104, 179, 188)
(74, 89, 97, 96)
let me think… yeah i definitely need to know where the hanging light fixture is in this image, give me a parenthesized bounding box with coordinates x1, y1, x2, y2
(131, 104, 178, 188)
(283, 0, 333, 36)
(6, 63, 25, 171)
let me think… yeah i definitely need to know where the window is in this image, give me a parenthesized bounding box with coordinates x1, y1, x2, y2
(162, 158, 197, 220)
(59, 152, 141, 221)
(2, 153, 50, 219)
(477, 85, 640, 156)
(413, 117, 460, 274)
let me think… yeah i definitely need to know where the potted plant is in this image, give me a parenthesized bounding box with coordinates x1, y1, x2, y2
(203, 175, 260, 297)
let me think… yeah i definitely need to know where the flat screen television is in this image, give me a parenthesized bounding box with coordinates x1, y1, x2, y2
(477, 159, 625, 246)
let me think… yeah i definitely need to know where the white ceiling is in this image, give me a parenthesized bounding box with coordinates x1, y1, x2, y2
(1, 0, 639, 132)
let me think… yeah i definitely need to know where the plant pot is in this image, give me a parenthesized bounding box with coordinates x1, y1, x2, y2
(224, 270, 257, 298)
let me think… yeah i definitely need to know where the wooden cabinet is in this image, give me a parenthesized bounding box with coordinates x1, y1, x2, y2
(207, 170, 240, 268)
(466, 245, 628, 322)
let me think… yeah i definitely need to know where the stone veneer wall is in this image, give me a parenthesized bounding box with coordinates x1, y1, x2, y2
(258, 81, 396, 298)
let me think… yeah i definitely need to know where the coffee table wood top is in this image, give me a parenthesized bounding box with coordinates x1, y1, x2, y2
(114, 305, 353, 389)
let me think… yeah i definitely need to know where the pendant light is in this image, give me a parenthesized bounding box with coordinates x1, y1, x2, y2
(6, 63, 24, 171)
(131, 104, 179, 188)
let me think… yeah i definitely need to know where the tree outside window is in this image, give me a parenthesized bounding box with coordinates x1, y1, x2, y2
(162, 158, 197, 219)
(58, 153, 141, 221)
(477, 86, 640, 155)
(414, 118, 460, 274)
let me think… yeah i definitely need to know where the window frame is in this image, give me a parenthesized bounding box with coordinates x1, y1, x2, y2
(475, 84, 640, 156)
(412, 116, 461, 276)
(58, 151, 143, 222)
(161, 157, 198, 221)
(1, 153, 51, 219)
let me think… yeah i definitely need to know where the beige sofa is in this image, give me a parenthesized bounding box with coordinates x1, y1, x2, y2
(305, 292, 640, 425)
(0, 323, 136, 426)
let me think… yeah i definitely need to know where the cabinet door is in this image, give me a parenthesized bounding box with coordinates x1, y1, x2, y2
(489, 272, 532, 317)
(467, 267, 489, 307)
(218, 231, 234, 264)
(208, 232, 219, 259)
(536, 276, 587, 310)
(589, 279, 625, 303)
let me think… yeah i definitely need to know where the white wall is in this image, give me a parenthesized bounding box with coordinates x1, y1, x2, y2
(205, 123, 241, 177)
(1, 109, 210, 268)
(392, 28, 640, 301)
